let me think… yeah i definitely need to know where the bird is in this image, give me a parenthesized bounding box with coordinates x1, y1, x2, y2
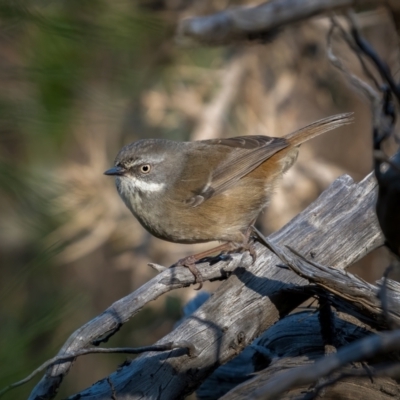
(105, 112, 353, 288)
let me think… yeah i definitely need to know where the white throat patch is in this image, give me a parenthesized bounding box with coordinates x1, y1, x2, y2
(117, 176, 166, 196)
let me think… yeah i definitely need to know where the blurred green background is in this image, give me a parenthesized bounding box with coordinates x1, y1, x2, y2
(0, 1, 398, 398)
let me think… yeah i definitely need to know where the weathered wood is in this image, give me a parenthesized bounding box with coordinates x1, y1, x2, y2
(200, 244, 400, 399)
(28, 252, 248, 400)
(177, 0, 382, 45)
(55, 173, 383, 399)
(198, 310, 375, 399)
(252, 328, 400, 400)
(226, 361, 400, 400)
(214, 312, 400, 400)
(257, 240, 400, 326)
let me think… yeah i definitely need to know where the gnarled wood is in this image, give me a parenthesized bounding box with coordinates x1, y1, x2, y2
(258, 240, 400, 327)
(214, 312, 400, 400)
(49, 173, 383, 400)
(177, 0, 383, 45)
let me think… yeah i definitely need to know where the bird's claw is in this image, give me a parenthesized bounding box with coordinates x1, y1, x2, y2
(176, 256, 203, 290)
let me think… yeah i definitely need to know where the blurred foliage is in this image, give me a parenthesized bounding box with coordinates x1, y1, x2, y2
(0, 0, 171, 158)
(0, 1, 194, 397)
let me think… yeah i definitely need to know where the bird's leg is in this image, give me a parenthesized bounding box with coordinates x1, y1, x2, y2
(242, 226, 258, 262)
(175, 226, 259, 290)
(225, 224, 258, 263)
(175, 242, 233, 290)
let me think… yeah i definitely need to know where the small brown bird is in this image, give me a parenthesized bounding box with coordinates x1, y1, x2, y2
(105, 113, 353, 287)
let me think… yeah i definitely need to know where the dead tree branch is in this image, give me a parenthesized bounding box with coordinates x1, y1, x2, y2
(29, 172, 383, 400)
(252, 237, 400, 327)
(0, 343, 190, 398)
(215, 310, 400, 399)
(28, 253, 247, 400)
(177, 0, 383, 45)
(252, 329, 400, 399)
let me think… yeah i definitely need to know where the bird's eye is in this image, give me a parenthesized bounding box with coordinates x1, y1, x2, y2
(140, 164, 151, 174)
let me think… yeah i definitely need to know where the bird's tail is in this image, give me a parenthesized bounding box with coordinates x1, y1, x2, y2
(284, 112, 354, 146)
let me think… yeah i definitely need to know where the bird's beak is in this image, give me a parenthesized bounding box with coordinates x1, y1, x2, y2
(104, 166, 125, 176)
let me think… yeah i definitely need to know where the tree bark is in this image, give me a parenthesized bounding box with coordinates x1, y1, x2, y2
(29, 172, 382, 400)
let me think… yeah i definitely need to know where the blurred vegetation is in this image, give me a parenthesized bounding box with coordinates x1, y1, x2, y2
(0, 1, 197, 397)
(0, 0, 398, 398)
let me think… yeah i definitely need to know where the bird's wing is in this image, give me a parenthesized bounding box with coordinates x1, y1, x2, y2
(185, 136, 289, 207)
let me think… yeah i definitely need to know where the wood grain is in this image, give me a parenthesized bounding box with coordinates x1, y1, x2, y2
(39, 172, 383, 400)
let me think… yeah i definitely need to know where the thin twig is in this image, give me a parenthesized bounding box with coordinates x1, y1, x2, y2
(253, 329, 400, 399)
(27, 253, 245, 400)
(326, 19, 380, 107)
(0, 343, 189, 397)
(347, 10, 400, 103)
(330, 15, 381, 91)
(303, 361, 400, 399)
(148, 262, 167, 272)
(176, 0, 381, 45)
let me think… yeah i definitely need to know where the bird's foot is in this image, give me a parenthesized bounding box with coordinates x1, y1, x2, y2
(243, 241, 257, 263)
(173, 242, 234, 290)
(172, 236, 259, 290)
(176, 255, 204, 291)
(227, 241, 257, 263)
(227, 226, 258, 263)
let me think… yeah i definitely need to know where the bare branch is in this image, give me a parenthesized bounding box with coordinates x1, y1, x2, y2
(0, 343, 189, 398)
(330, 15, 381, 91)
(252, 329, 400, 399)
(47, 173, 384, 400)
(177, 0, 382, 45)
(306, 362, 400, 399)
(347, 9, 400, 102)
(326, 18, 381, 107)
(147, 262, 167, 272)
(28, 253, 246, 400)
(253, 230, 400, 326)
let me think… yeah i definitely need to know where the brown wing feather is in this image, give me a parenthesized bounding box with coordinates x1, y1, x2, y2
(187, 136, 289, 206)
(185, 113, 353, 207)
(203, 136, 279, 149)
